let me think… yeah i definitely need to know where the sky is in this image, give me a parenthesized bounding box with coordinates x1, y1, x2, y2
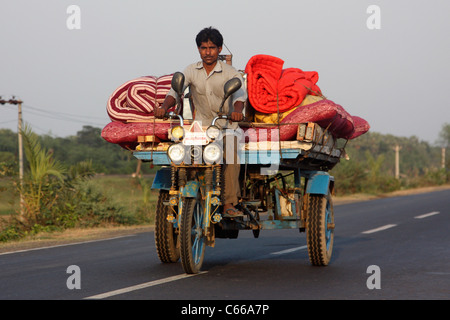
(1, 0, 449, 144)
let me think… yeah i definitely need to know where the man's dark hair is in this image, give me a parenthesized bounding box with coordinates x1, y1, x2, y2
(195, 27, 223, 48)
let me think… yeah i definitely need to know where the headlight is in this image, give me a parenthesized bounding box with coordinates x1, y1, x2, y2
(206, 125, 222, 140)
(167, 143, 185, 164)
(203, 143, 222, 164)
(171, 126, 185, 141)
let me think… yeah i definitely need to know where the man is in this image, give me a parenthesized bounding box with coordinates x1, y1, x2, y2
(155, 27, 247, 217)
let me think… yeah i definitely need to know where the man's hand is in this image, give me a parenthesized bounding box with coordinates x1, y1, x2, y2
(154, 107, 166, 119)
(230, 101, 244, 122)
(230, 111, 243, 122)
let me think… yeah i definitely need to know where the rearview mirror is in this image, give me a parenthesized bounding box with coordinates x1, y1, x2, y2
(171, 72, 185, 97)
(223, 78, 242, 101)
(218, 78, 242, 114)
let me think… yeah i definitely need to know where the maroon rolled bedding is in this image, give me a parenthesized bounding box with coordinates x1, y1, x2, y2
(101, 121, 172, 149)
(106, 74, 174, 122)
(103, 74, 176, 147)
(243, 99, 370, 142)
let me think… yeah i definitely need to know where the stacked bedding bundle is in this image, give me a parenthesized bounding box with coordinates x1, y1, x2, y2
(101, 55, 370, 148)
(244, 54, 369, 141)
(102, 74, 175, 148)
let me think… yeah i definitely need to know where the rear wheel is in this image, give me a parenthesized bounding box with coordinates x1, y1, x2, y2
(306, 191, 334, 266)
(154, 190, 180, 263)
(180, 196, 206, 274)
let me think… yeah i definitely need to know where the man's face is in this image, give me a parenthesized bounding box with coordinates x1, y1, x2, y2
(198, 40, 222, 66)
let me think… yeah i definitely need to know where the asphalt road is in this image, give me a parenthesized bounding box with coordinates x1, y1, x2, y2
(1, 189, 448, 304)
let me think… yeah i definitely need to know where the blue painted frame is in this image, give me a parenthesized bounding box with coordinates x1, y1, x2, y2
(144, 151, 334, 198)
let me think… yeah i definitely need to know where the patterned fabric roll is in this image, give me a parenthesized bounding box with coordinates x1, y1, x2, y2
(107, 74, 173, 122)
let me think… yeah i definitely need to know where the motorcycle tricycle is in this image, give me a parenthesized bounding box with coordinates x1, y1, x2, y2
(134, 73, 343, 274)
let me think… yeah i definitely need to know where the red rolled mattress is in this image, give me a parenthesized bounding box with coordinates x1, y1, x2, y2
(245, 54, 322, 114)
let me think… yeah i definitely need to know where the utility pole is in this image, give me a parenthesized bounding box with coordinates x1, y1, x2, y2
(442, 147, 446, 169)
(393, 144, 401, 179)
(0, 96, 24, 214)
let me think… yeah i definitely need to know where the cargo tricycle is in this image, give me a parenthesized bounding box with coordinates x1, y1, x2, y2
(133, 73, 345, 274)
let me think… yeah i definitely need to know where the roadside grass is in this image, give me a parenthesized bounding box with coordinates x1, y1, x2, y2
(0, 178, 18, 216)
(91, 174, 159, 223)
(0, 175, 159, 242)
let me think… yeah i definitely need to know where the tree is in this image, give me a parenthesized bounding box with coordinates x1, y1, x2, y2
(437, 123, 450, 148)
(76, 126, 105, 148)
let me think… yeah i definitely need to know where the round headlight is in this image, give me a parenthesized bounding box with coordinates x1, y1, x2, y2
(203, 143, 222, 164)
(171, 126, 185, 141)
(167, 143, 185, 164)
(206, 125, 222, 140)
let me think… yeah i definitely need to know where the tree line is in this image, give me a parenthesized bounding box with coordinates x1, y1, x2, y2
(0, 125, 154, 176)
(330, 124, 449, 194)
(1, 124, 449, 189)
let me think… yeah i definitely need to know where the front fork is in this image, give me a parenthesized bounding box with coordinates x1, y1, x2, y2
(167, 165, 222, 246)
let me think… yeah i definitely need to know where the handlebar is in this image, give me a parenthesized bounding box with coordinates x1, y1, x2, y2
(160, 112, 245, 128)
(211, 114, 230, 126)
(163, 111, 184, 126)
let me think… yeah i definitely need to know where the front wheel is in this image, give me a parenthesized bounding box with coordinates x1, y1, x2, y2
(306, 191, 334, 266)
(154, 190, 180, 263)
(180, 196, 206, 274)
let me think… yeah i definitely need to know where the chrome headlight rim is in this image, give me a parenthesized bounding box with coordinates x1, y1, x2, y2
(203, 143, 223, 164)
(206, 125, 222, 141)
(167, 143, 185, 164)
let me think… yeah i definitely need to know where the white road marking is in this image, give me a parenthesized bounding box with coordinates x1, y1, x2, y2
(84, 272, 207, 299)
(271, 245, 307, 255)
(0, 235, 134, 256)
(361, 224, 397, 234)
(414, 211, 440, 219)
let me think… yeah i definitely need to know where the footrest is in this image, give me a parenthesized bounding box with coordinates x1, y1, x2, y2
(240, 200, 261, 207)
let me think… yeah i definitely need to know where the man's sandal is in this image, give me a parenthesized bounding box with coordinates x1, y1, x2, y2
(223, 207, 244, 218)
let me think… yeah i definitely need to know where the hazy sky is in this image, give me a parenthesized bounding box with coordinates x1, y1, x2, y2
(1, 0, 449, 144)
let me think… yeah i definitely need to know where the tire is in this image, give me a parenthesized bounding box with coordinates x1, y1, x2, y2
(154, 190, 180, 263)
(306, 191, 334, 266)
(180, 196, 206, 274)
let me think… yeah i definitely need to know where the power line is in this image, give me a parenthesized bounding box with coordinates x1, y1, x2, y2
(2, 97, 109, 132)
(0, 119, 17, 125)
(23, 103, 107, 121)
(22, 107, 106, 127)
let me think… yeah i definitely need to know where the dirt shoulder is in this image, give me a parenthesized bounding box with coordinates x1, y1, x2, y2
(0, 225, 154, 254)
(1, 184, 449, 254)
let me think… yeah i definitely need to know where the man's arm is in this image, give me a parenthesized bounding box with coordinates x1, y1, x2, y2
(155, 66, 193, 118)
(229, 70, 247, 122)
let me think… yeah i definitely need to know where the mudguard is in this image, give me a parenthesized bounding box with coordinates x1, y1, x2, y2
(151, 167, 172, 190)
(306, 171, 334, 195)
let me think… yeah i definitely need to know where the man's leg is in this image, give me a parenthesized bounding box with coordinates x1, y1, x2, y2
(222, 134, 242, 215)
